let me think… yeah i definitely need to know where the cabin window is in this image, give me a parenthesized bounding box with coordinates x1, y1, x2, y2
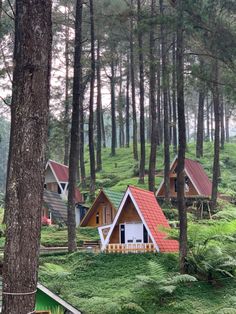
(58, 184, 61, 194)
(185, 177, 190, 192)
(143, 225, 148, 243)
(96, 212, 99, 224)
(44, 183, 47, 189)
(174, 178, 177, 192)
(120, 224, 125, 243)
(175, 177, 190, 193)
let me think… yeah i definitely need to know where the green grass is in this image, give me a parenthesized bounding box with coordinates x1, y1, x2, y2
(39, 252, 236, 314)
(82, 143, 236, 197)
(40, 226, 99, 247)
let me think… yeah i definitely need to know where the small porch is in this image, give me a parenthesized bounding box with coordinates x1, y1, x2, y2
(107, 243, 156, 253)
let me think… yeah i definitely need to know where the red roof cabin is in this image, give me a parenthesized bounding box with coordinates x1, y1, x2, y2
(45, 160, 83, 203)
(156, 156, 212, 200)
(98, 186, 178, 254)
(43, 160, 85, 226)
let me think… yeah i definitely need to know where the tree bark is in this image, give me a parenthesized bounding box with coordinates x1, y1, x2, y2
(172, 34, 177, 153)
(118, 58, 125, 148)
(101, 108, 106, 148)
(79, 98, 86, 188)
(220, 96, 225, 149)
(160, 0, 170, 200)
(110, 59, 116, 156)
(176, 0, 187, 274)
(67, 0, 83, 253)
(96, 38, 102, 171)
(211, 99, 214, 141)
(206, 94, 210, 141)
(211, 60, 220, 211)
(196, 61, 205, 158)
(63, 7, 70, 166)
(88, 0, 96, 200)
(157, 41, 162, 146)
(2, 1, 52, 313)
(126, 54, 130, 148)
(138, 0, 145, 184)
(130, 0, 138, 161)
(148, 0, 157, 192)
(225, 103, 230, 143)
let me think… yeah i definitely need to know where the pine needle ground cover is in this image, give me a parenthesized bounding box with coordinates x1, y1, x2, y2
(39, 252, 236, 314)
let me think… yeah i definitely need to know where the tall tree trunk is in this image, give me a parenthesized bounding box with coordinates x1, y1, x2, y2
(96, 38, 102, 171)
(63, 7, 70, 165)
(130, 0, 138, 160)
(196, 62, 205, 158)
(211, 100, 214, 141)
(172, 34, 177, 153)
(2, 1, 52, 313)
(160, 0, 170, 200)
(67, 0, 83, 253)
(80, 99, 86, 188)
(186, 103, 190, 142)
(148, 0, 157, 192)
(211, 60, 220, 211)
(225, 103, 230, 143)
(138, 0, 145, 184)
(110, 59, 116, 156)
(176, 0, 187, 274)
(118, 58, 125, 148)
(206, 94, 210, 141)
(101, 108, 106, 148)
(157, 41, 162, 146)
(220, 96, 225, 149)
(126, 55, 130, 148)
(89, 0, 96, 200)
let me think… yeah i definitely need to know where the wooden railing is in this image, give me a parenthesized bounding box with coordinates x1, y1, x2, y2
(107, 243, 155, 253)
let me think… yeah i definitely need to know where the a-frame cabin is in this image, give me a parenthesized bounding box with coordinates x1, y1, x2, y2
(99, 186, 179, 253)
(156, 157, 212, 200)
(80, 189, 124, 227)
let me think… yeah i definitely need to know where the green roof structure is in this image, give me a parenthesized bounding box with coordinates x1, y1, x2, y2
(80, 188, 125, 227)
(103, 189, 124, 209)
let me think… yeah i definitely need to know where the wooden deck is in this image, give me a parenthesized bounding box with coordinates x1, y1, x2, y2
(107, 243, 155, 253)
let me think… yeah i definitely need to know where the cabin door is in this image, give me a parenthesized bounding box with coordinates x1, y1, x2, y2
(125, 223, 143, 244)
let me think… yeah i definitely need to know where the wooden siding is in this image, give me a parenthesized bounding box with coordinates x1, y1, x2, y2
(85, 193, 116, 227)
(109, 197, 142, 244)
(46, 182, 58, 193)
(158, 160, 199, 197)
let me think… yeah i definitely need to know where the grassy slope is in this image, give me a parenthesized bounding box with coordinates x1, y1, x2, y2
(38, 143, 236, 313)
(39, 252, 236, 314)
(83, 143, 236, 196)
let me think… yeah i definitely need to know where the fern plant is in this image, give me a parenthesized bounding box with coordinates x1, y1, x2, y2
(135, 261, 196, 305)
(187, 221, 236, 282)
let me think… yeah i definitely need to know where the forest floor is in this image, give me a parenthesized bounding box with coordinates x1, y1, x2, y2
(82, 142, 236, 198)
(37, 142, 236, 314)
(0, 143, 236, 313)
(39, 252, 236, 314)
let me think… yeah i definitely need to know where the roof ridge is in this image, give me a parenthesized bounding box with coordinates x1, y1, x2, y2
(103, 188, 124, 194)
(128, 185, 154, 194)
(49, 159, 68, 168)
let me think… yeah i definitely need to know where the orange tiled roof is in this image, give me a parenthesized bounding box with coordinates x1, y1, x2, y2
(129, 186, 179, 252)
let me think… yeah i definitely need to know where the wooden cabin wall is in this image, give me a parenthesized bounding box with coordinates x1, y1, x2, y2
(158, 177, 198, 197)
(46, 182, 58, 193)
(85, 193, 115, 227)
(109, 197, 142, 243)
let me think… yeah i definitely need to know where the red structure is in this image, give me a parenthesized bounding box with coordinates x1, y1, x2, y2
(99, 186, 179, 253)
(156, 157, 212, 199)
